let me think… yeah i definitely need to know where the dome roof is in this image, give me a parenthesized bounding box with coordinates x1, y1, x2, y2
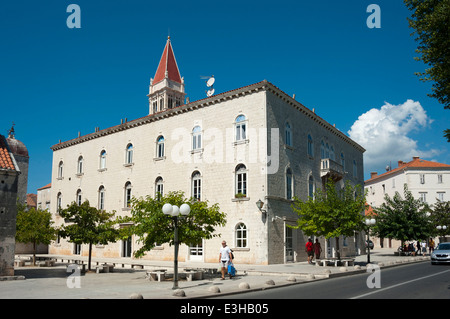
(6, 136, 29, 157)
(6, 125, 28, 157)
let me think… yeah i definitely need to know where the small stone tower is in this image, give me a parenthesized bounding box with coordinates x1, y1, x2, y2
(6, 124, 29, 204)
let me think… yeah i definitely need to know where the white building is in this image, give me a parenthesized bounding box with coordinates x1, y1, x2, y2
(49, 37, 366, 264)
(365, 156, 450, 248)
(365, 156, 450, 207)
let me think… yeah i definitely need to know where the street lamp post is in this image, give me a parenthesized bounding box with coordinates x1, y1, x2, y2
(162, 203, 190, 290)
(436, 225, 448, 243)
(365, 218, 376, 264)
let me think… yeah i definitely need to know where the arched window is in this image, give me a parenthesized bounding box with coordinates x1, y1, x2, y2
(285, 122, 292, 146)
(235, 115, 247, 141)
(99, 150, 106, 169)
(330, 146, 335, 161)
(156, 136, 165, 158)
(58, 161, 64, 179)
(192, 126, 202, 150)
(98, 186, 105, 210)
(308, 176, 314, 199)
(155, 177, 164, 198)
(77, 156, 83, 174)
(191, 171, 201, 200)
(235, 223, 248, 248)
(235, 164, 247, 197)
(76, 189, 82, 206)
(126, 144, 133, 164)
(286, 168, 293, 200)
(57, 192, 62, 213)
(340, 152, 345, 170)
(307, 135, 314, 157)
(124, 182, 132, 208)
(320, 141, 326, 159)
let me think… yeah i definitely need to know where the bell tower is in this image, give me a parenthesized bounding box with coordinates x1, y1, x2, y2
(148, 37, 186, 115)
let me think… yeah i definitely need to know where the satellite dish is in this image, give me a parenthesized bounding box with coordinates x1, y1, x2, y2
(207, 88, 215, 97)
(206, 77, 215, 87)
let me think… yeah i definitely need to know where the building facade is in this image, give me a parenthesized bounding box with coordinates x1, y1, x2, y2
(49, 38, 366, 264)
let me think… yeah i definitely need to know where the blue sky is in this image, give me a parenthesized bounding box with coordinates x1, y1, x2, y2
(1, 0, 449, 194)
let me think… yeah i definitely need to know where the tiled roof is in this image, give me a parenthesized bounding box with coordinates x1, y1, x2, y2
(27, 193, 37, 208)
(0, 134, 17, 171)
(37, 183, 51, 190)
(152, 37, 182, 85)
(365, 156, 450, 184)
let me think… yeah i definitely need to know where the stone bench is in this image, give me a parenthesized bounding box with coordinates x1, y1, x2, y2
(146, 269, 167, 282)
(95, 263, 114, 273)
(131, 264, 144, 269)
(315, 258, 355, 267)
(38, 259, 56, 267)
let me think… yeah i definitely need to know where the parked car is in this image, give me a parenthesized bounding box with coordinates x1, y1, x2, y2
(431, 243, 450, 265)
(366, 240, 374, 250)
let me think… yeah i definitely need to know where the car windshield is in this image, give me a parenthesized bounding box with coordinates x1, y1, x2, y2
(436, 243, 450, 250)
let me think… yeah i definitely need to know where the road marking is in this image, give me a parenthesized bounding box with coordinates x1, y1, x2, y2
(351, 268, 450, 299)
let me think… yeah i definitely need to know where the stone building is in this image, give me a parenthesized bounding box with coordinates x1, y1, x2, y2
(0, 134, 20, 276)
(49, 37, 366, 264)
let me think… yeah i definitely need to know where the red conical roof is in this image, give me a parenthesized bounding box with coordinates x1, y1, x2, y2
(153, 37, 182, 85)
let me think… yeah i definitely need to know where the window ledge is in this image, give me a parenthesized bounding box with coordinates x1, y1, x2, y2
(153, 156, 166, 162)
(284, 144, 294, 151)
(190, 148, 204, 154)
(98, 168, 107, 172)
(232, 196, 250, 202)
(231, 247, 250, 251)
(123, 163, 134, 167)
(233, 139, 249, 146)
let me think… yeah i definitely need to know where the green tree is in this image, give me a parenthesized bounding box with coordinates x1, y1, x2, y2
(372, 184, 432, 247)
(429, 200, 450, 238)
(58, 200, 120, 271)
(404, 0, 450, 141)
(118, 191, 226, 258)
(291, 179, 366, 260)
(15, 203, 57, 265)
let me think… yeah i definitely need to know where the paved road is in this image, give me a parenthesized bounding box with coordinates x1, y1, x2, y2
(215, 262, 450, 299)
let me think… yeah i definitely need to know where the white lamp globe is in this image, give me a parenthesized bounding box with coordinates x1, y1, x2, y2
(162, 203, 173, 215)
(171, 205, 180, 217)
(180, 203, 191, 216)
(370, 218, 376, 225)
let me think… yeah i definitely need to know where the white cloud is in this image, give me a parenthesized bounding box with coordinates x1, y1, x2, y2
(348, 99, 440, 175)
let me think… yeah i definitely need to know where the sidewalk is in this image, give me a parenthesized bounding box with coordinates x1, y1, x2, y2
(1, 248, 430, 299)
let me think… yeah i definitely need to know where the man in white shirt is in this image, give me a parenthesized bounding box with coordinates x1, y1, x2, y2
(219, 240, 232, 280)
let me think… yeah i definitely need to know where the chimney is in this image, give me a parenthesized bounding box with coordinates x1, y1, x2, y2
(413, 156, 420, 161)
(398, 160, 404, 167)
(370, 172, 378, 179)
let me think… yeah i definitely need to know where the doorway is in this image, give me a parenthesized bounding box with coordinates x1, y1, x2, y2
(122, 237, 132, 258)
(285, 226, 293, 262)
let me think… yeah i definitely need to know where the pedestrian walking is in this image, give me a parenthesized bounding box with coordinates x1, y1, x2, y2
(305, 238, 314, 264)
(421, 241, 427, 256)
(219, 240, 232, 280)
(429, 238, 435, 254)
(313, 238, 322, 261)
